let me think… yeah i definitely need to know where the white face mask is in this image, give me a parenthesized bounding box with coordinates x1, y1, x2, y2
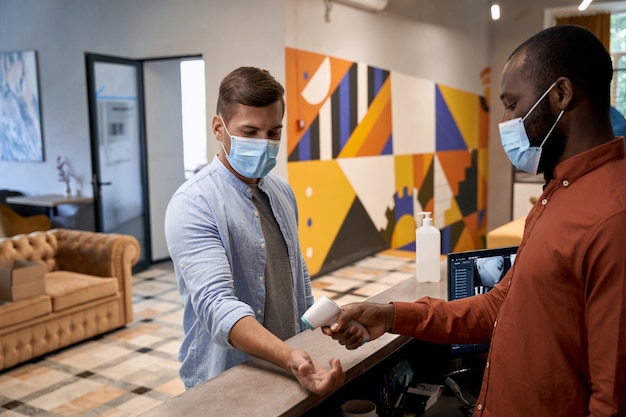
(498, 81, 564, 175)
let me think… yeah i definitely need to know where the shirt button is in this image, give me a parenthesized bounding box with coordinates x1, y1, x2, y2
(494, 320, 497, 328)
(256, 309, 262, 316)
(486, 361, 490, 368)
(247, 187, 252, 193)
(261, 243, 266, 249)
(259, 276, 264, 282)
(477, 404, 483, 411)
(562, 180, 569, 187)
(541, 198, 548, 205)
(254, 211, 259, 217)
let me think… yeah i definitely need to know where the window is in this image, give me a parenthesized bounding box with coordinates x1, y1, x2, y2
(180, 59, 208, 179)
(545, 4, 626, 116)
(611, 12, 626, 116)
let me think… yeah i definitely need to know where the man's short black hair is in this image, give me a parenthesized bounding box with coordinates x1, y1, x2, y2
(511, 25, 613, 114)
(216, 66, 285, 123)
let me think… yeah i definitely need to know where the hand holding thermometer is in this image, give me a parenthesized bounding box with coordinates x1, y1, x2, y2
(301, 296, 370, 343)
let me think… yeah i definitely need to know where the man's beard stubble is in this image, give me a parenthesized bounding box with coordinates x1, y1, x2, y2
(526, 100, 566, 180)
(537, 130, 565, 180)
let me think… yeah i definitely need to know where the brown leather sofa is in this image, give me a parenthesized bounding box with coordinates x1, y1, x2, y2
(0, 228, 140, 371)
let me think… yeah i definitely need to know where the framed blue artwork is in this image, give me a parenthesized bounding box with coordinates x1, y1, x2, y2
(0, 50, 44, 162)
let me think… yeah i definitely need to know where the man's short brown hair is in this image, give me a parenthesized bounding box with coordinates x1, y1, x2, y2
(216, 66, 285, 122)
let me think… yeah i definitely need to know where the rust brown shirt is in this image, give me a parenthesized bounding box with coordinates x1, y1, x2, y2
(393, 138, 626, 417)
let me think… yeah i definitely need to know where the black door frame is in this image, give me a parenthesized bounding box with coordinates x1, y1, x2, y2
(85, 53, 151, 272)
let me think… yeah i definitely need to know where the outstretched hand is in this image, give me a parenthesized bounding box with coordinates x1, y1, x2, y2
(288, 350, 345, 395)
(321, 302, 395, 350)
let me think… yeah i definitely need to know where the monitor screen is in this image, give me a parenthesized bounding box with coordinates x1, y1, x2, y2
(447, 246, 518, 355)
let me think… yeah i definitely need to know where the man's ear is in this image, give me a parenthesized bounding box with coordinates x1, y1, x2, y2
(212, 115, 224, 141)
(555, 77, 574, 111)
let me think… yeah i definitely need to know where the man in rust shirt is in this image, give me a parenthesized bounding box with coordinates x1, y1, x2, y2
(325, 26, 626, 417)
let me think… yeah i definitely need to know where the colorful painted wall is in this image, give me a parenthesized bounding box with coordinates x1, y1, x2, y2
(286, 47, 489, 277)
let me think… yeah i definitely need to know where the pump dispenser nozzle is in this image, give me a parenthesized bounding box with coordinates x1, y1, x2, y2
(417, 211, 433, 227)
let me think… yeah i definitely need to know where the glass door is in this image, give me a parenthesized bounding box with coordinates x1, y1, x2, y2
(85, 53, 151, 272)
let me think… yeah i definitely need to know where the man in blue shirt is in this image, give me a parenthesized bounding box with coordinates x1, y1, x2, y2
(164, 67, 344, 394)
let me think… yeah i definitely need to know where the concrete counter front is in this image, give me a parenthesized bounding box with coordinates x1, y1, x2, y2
(139, 265, 447, 417)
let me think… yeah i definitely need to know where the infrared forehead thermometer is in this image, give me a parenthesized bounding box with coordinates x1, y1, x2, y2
(301, 296, 369, 343)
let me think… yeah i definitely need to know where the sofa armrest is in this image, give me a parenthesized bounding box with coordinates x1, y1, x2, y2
(52, 229, 140, 323)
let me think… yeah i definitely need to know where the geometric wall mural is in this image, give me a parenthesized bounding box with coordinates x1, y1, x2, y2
(285, 47, 489, 276)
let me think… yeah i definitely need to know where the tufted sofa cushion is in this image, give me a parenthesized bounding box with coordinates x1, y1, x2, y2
(45, 272, 118, 311)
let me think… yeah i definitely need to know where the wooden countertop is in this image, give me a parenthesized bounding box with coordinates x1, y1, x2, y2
(138, 262, 447, 417)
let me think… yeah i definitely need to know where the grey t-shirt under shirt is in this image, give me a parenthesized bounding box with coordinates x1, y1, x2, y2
(250, 184, 297, 341)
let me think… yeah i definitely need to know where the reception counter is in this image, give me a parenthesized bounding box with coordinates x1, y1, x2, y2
(138, 264, 448, 417)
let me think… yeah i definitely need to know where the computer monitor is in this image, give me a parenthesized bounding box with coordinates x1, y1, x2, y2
(447, 246, 518, 355)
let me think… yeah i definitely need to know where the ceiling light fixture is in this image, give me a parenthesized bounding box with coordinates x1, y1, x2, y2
(578, 0, 593, 11)
(491, 3, 501, 20)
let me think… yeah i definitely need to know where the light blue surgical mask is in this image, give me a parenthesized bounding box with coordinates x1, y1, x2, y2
(499, 81, 564, 175)
(220, 116, 280, 179)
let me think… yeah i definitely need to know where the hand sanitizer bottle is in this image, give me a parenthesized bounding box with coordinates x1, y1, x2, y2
(415, 211, 441, 282)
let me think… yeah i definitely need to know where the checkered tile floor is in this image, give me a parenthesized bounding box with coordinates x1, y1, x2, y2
(0, 250, 415, 416)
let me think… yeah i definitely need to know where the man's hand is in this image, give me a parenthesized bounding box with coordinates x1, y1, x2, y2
(288, 350, 345, 395)
(230, 317, 344, 395)
(322, 302, 395, 349)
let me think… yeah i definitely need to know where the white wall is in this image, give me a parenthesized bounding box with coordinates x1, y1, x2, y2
(0, 0, 492, 233)
(285, 0, 489, 96)
(143, 60, 186, 262)
(2, 0, 622, 239)
(0, 0, 285, 197)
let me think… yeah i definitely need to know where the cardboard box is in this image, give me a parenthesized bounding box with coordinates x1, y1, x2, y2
(0, 260, 46, 301)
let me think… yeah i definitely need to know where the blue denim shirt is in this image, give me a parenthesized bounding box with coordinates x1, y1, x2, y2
(164, 156, 313, 389)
